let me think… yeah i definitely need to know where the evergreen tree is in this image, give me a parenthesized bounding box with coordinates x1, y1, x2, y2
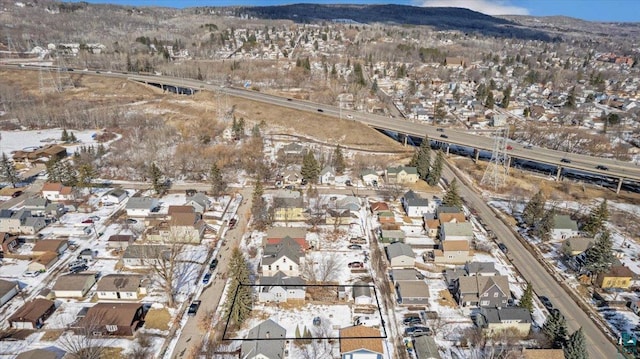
(442, 179, 463, 209)
(564, 328, 588, 359)
(251, 180, 269, 230)
(149, 162, 165, 195)
(301, 150, 320, 182)
(0, 153, 19, 188)
(77, 163, 96, 190)
(69, 132, 77, 142)
(566, 87, 577, 109)
(426, 150, 444, 186)
(543, 309, 568, 349)
(536, 208, 556, 241)
(209, 163, 226, 198)
(476, 83, 487, 101)
(518, 282, 534, 313)
(583, 200, 608, 236)
(501, 85, 512, 109)
(485, 91, 495, 109)
(416, 135, 431, 180)
(522, 190, 546, 227)
(332, 145, 346, 175)
(584, 230, 614, 277)
(61, 129, 69, 142)
(434, 100, 447, 122)
(224, 247, 253, 325)
(370, 79, 378, 94)
(409, 150, 419, 168)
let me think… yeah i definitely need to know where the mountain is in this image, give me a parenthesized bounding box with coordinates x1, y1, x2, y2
(239, 4, 554, 41)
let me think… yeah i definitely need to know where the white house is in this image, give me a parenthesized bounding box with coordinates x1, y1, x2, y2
(41, 182, 75, 202)
(386, 242, 416, 268)
(402, 190, 434, 217)
(258, 272, 306, 303)
(551, 214, 579, 241)
(101, 189, 128, 205)
(96, 274, 146, 300)
(185, 193, 211, 214)
(353, 282, 373, 305)
(0, 279, 19, 307)
(319, 166, 336, 185)
(125, 197, 159, 217)
(52, 273, 96, 298)
(261, 243, 303, 277)
(360, 169, 380, 186)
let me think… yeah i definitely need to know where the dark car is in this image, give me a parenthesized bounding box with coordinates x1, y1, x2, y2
(317, 109, 324, 112)
(436, 128, 444, 132)
(347, 244, 363, 250)
(524, 145, 533, 149)
(125, 218, 137, 224)
(11, 191, 23, 198)
(348, 261, 364, 269)
(229, 218, 237, 229)
(404, 326, 431, 337)
(287, 98, 293, 101)
(497, 243, 508, 254)
(209, 259, 218, 270)
(539, 296, 554, 310)
(403, 316, 422, 325)
(596, 165, 609, 171)
(187, 300, 201, 316)
(82, 219, 94, 224)
(560, 158, 571, 163)
(440, 134, 449, 139)
(202, 272, 212, 285)
(70, 265, 89, 274)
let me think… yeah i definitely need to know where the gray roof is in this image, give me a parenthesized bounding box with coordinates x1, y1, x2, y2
(125, 197, 158, 210)
(381, 230, 405, 239)
(360, 169, 378, 177)
(396, 280, 429, 299)
(413, 336, 442, 359)
(262, 237, 303, 265)
(260, 271, 306, 291)
(266, 227, 307, 239)
(441, 222, 474, 237)
(553, 214, 578, 231)
(241, 319, 286, 359)
(457, 275, 509, 296)
(23, 197, 49, 209)
(479, 307, 532, 324)
(52, 273, 95, 291)
(465, 262, 496, 275)
(23, 217, 45, 228)
(444, 267, 466, 285)
(105, 188, 127, 198)
(436, 206, 461, 215)
(186, 192, 210, 207)
(273, 196, 303, 208)
(387, 166, 418, 175)
(97, 274, 143, 292)
(353, 281, 372, 298)
(403, 190, 430, 207)
(391, 269, 420, 281)
(337, 196, 360, 211)
(386, 242, 415, 259)
(123, 245, 168, 259)
(16, 347, 66, 359)
(0, 279, 17, 297)
(564, 237, 595, 253)
(320, 166, 335, 176)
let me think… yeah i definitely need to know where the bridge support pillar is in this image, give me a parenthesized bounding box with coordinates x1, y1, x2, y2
(475, 149, 480, 162)
(617, 178, 623, 194)
(556, 166, 562, 181)
(506, 157, 511, 168)
(403, 135, 408, 147)
(446, 145, 450, 155)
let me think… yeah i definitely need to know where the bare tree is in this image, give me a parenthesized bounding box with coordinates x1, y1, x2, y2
(127, 332, 154, 359)
(58, 312, 114, 359)
(302, 253, 343, 283)
(143, 231, 192, 308)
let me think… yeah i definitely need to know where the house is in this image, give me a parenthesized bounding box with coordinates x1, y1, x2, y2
(455, 275, 510, 307)
(440, 222, 474, 242)
(23, 197, 50, 216)
(424, 219, 439, 238)
(168, 212, 206, 243)
(436, 206, 462, 217)
(27, 252, 59, 272)
(107, 234, 135, 249)
(521, 349, 565, 359)
(122, 245, 168, 267)
(337, 196, 361, 211)
(281, 142, 305, 156)
(562, 237, 595, 256)
(0, 209, 46, 234)
(32, 239, 68, 256)
(339, 325, 383, 359)
(445, 57, 466, 68)
(378, 211, 396, 225)
(369, 202, 389, 213)
(12, 144, 67, 164)
(326, 209, 352, 225)
(353, 282, 373, 305)
(438, 212, 466, 224)
(361, 169, 380, 186)
(281, 168, 301, 184)
(96, 274, 146, 300)
(380, 229, 405, 243)
(413, 336, 442, 359)
(476, 307, 532, 337)
(45, 203, 66, 218)
(319, 166, 336, 184)
(258, 271, 306, 303)
(390, 269, 422, 284)
(41, 182, 75, 202)
(74, 303, 145, 336)
(386, 242, 416, 268)
(386, 166, 419, 184)
(101, 189, 128, 205)
(8, 298, 56, 329)
(465, 262, 497, 276)
(241, 319, 286, 359)
(16, 348, 66, 359)
(396, 280, 430, 306)
(597, 266, 635, 289)
(52, 273, 96, 298)
(434, 239, 471, 264)
(402, 190, 434, 217)
(21, 216, 47, 235)
(264, 227, 308, 249)
(125, 197, 159, 217)
(0, 232, 19, 254)
(0, 279, 19, 307)
(262, 237, 303, 277)
(185, 192, 211, 213)
(551, 214, 579, 240)
(273, 196, 306, 222)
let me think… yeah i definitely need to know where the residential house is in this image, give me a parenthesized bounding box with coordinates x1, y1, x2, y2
(125, 197, 159, 217)
(44, 203, 66, 218)
(597, 266, 635, 289)
(465, 262, 497, 276)
(166, 211, 206, 243)
(413, 336, 442, 359)
(361, 169, 380, 186)
(241, 319, 286, 359)
(353, 282, 373, 305)
(52, 273, 96, 298)
(562, 237, 595, 257)
(107, 234, 135, 250)
(424, 219, 439, 238)
(262, 237, 303, 277)
(0, 209, 46, 234)
(16, 348, 66, 359)
(281, 168, 301, 185)
(476, 307, 532, 337)
(74, 303, 145, 336)
(96, 274, 146, 300)
(440, 222, 474, 242)
(445, 57, 466, 68)
(380, 229, 405, 243)
(101, 189, 128, 205)
(12, 144, 67, 164)
(9, 298, 56, 329)
(264, 227, 308, 250)
(41, 182, 75, 202)
(273, 196, 306, 222)
(27, 252, 59, 272)
(551, 215, 579, 240)
(438, 212, 466, 224)
(23, 197, 50, 216)
(402, 190, 434, 217)
(185, 192, 211, 213)
(337, 196, 361, 212)
(434, 239, 472, 264)
(396, 280, 430, 306)
(258, 271, 306, 303)
(369, 202, 389, 213)
(319, 166, 336, 184)
(0, 232, 19, 254)
(339, 325, 383, 359)
(390, 269, 422, 284)
(386, 166, 419, 184)
(435, 206, 462, 217)
(122, 245, 168, 267)
(455, 275, 510, 308)
(378, 211, 396, 225)
(386, 242, 416, 268)
(21, 216, 46, 235)
(0, 279, 19, 307)
(32, 239, 68, 256)
(326, 209, 352, 225)
(281, 142, 305, 156)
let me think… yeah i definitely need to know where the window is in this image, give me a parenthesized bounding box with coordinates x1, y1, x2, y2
(493, 292, 499, 297)
(276, 265, 280, 270)
(289, 265, 293, 271)
(268, 265, 272, 271)
(283, 258, 286, 262)
(105, 325, 117, 333)
(481, 300, 489, 306)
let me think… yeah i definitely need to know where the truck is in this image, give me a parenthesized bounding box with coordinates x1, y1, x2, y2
(354, 315, 381, 327)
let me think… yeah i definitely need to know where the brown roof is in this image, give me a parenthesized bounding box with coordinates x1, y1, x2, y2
(108, 234, 134, 242)
(97, 274, 142, 292)
(0, 279, 17, 296)
(442, 240, 470, 251)
(370, 202, 389, 212)
(425, 219, 440, 229)
(340, 326, 383, 354)
(606, 265, 636, 278)
(42, 182, 63, 192)
(32, 239, 67, 253)
(53, 273, 95, 291)
(34, 251, 58, 266)
(168, 205, 194, 215)
(439, 213, 466, 223)
(170, 212, 198, 227)
(41, 145, 67, 156)
(59, 186, 73, 195)
(9, 298, 55, 323)
(523, 349, 565, 359)
(82, 302, 142, 327)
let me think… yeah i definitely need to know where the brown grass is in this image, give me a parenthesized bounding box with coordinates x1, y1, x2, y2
(40, 329, 64, 341)
(102, 347, 125, 359)
(437, 289, 457, 308)
(144, 308, 171, 331)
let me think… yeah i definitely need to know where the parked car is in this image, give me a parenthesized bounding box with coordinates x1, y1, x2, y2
(125, 218, 137, 224)
(202, 272, 212, 285)
(439, 134, 449, 139)
(70, 265, 89, 274)
(560, 158, 571, 163)
(524, 145, 533, 149)
(348, 261, 364, 269)
(403, 316, 422, 325)
(228, 218, 237, 229)
(82, 219, 94, 224)
(497, 243, 508, 254)
(436, 128, 444, 132)
(89, 216, 101, 222)
(317, 108, 324, 112)
(23, 271, 41, 278)
(347, 244, 363, 250)
(539, 296, 554, 310)
(404, 326, 431, 337)
(209, 258, 218, 270)
(350, 238, 366, 244)
(188, 300, 201, 316)
(345, 180, 353, 187)
(596, 165, 609, 171)
(68, 259, 87, 268)
(11, 191, 23, 198)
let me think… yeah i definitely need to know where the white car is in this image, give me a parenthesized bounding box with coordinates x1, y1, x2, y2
(346, 114, 353, 119)
(24, 271, 41, 278)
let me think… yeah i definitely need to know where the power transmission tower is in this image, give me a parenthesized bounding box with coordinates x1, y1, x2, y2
(480, 127, 510, 190)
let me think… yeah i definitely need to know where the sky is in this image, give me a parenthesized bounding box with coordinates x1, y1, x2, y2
(67, 0, 640, 22)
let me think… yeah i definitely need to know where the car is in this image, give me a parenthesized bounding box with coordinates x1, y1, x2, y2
(560, 158, 571, 163)
(347, 244, 363, 250)
(228, 218, 237, 229)
(345, 180, 353, 187)
(287, 98, 293, 101)
(11, 191, 23, 198)
(187, 300, 201, 316)
(202, 272, 212, 284)
(596, 165, 609, 171)
(70, 265, 89, 274)
(317, 109, 324, 112)
(346, 114, 353, 119)
(89, 216, 101, 222)
(23, 271, 41, 278)
(404, 326, 431, 337)
(506, 145, 513, 150)
(439, 134, 448, 139)
(350, 238, 366, 244)
(68, 259, 87, 268)
(348, 261, 364, 269)
(403, 316, 422, 325)
(95, 71, 101, 74)
(436, 128, 444, 132)
(125, 218, 137, 224)
(524, 145, 533, 149)
(497, 243, 508, 254)
(209, 259, 218, 270)
(284, 185, 295, 191)
(539, 296, 554, 310)
(300, 178, 308, 185)
(82, 219, 94, 224)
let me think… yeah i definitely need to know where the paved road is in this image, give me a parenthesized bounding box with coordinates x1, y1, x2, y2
(442, 163, 617, 359)
(171, 187, 252, 359)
